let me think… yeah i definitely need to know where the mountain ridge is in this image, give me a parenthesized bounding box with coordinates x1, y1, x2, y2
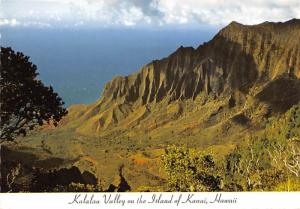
(61, 19, 300, 138)
(15, 19, 300, 191)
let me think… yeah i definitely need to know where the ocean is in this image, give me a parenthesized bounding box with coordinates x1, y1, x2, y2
(1, 27, 217, 106)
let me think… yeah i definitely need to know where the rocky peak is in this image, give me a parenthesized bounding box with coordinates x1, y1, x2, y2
(63, 19, 300, 134)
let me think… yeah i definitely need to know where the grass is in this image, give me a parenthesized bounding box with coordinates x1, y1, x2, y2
(10, 95, 299, 191)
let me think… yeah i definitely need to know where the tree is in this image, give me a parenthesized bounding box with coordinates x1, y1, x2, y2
(224, 103, 300, 191)
(162, 145, 222, 192)
(266, 103, 300, 177)
(0, 47, 67, 141)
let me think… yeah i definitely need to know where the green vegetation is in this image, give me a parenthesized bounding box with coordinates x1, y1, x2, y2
(9, 102, 298, 191)
(162, 145, 221, 191)
(0, 47, 67, 141)
(162, 103, 300, 191)
(2, 20, 300, 192)
(52, 182, 103, 192)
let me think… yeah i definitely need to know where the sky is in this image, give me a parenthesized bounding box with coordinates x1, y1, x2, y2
(1, 0, 300, 29)
(1, 0, 300, 106)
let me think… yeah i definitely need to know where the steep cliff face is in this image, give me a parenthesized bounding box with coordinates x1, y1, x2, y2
(216, 19, 300, 79)
(99, 19, 300, 104)
(62, 19, 300, 136)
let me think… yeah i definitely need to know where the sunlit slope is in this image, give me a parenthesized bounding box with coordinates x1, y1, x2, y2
(61, 19, 300, 141)
(19, 19, 300, 191)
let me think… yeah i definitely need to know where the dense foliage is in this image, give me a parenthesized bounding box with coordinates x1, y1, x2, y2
(0, 47, 67, 141)
(162, 145, 222, 191)
(163, 103, 300, 191)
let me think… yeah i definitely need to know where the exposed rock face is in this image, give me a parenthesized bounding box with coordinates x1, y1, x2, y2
(62, 19, 300, 136)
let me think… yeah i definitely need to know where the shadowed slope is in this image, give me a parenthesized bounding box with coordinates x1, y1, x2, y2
(60, 19, 300, 136)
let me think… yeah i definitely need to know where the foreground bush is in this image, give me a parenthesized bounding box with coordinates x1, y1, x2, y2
(162, 103, 300, 191)
(162, 145, 221, 191)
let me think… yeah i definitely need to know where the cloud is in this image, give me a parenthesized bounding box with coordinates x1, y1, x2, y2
(0, 18, 21, 27)
(157, 0, 300, 25)
(0, 18, 51, 28)
(1, 0, 300, 28)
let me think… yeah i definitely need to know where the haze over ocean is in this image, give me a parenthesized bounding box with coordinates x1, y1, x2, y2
(1, 28, 217, 106)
